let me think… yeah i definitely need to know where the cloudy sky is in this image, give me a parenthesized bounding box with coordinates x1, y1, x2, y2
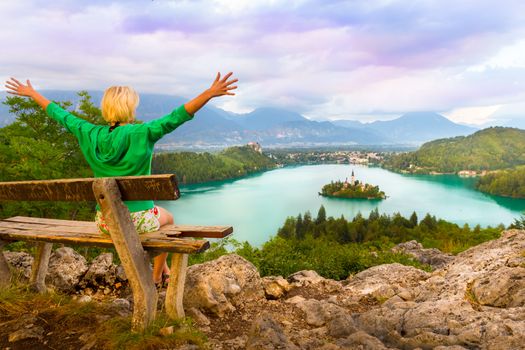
(2, 0, 525, 125)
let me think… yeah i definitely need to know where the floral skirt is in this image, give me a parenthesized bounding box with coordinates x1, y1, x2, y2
(95, 206, 161, 235)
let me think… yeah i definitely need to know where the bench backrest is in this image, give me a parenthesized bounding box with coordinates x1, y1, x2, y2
(0, 174, 179, 201)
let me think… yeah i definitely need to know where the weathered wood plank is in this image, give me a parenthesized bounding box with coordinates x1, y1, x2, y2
(0, 220, 98, 234)
(2, 217, 233, 239)
(4, 216, 95, 227)
(160, 224, 233, 238)
(135, 239, 209, 254)
(0, 227, 209, 254)
(93, 178, 158, 332)
(0, 240, 11, 287)
(0, 174, 179, 201)
(165, 253, 188, 319)
(0, 227, 112, 245)
(30, 242, 52, 293)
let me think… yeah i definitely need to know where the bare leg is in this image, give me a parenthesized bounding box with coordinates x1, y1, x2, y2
(153, 253, 168, 284)
(163, 261, 170, 274)
(153, 206, 174, 284)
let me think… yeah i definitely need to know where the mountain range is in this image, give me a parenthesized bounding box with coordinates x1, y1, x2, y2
(0, 91, 478, 148)
(332, 112, 478, 144)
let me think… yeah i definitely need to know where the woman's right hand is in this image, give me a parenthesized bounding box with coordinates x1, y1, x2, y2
(207, 72, 238, 98)
(5, 77, 36, 97)
(184, 71, 238, 115)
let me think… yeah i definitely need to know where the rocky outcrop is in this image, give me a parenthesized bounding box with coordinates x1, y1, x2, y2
(336, 331, 394, 350)
(287, 270, 324, 287)
(78, 252, 127, 296)
(246, 313, 299, 350)
(4, 248, 126, 296)
(46, 247, 88, 292)
(3, 251, 33, 279)
(296, 299, 357, 337)
(193, 231, 525, 349)
(391, 240, 454, 269)
(356, 230, 525, 349)
(344, 263, 430, 301)
(262, 276, 292, 299)
(470, 266, 525, 307)
(183, 254, 265, 316)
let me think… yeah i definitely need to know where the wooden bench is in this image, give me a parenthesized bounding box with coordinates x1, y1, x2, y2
(0, 175, 233, 331)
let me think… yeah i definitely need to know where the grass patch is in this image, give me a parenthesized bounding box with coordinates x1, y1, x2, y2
(0, 283, 207, 349)
(97, 315, 207, 350)
(374, 295, 390, 305)
(0, 282, 68, 318)
(4, 241, 34, 253)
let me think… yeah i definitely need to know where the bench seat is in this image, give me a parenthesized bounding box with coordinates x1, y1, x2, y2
(0, 216, 232, 253)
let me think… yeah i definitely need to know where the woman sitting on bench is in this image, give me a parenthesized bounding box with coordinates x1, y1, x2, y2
(4, 73, 238, 286)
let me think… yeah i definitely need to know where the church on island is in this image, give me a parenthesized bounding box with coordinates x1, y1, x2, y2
(343, 170, 366, 190)
(320, 170, 386, 200)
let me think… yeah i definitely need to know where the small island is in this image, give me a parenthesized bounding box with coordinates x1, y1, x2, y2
(319, 170, 386, 199)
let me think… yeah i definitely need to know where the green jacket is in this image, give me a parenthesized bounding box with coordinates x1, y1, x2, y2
(46, 102, 193, 212)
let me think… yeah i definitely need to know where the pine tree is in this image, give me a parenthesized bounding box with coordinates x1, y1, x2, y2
(295, 214, 305, 239)
(420, 213, 437, 230)
(339, 222, 351, 244)
(409, 211, 418, 227)
(316, 205, 327, 224)
(368, 208, 379, 221)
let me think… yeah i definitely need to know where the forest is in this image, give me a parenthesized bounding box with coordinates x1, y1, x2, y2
(152, 145, 276, 184)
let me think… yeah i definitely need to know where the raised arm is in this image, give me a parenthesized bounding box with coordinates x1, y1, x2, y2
(5, 77, 51, 110)
(184, 71, 238, 115)
(4, 77, 95, 138)
(145, 72, 238, 142)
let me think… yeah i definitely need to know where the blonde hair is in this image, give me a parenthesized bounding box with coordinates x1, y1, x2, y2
(101, 86, 139, 123)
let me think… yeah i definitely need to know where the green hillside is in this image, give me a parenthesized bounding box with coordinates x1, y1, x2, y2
(152, 145, 276, 184)
(384, 127, 525, 173)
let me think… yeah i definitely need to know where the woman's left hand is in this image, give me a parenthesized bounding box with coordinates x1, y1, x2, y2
(5, 77, 36, 97)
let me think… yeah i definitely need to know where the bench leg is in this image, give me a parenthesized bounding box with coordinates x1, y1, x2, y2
(166, 253, 188, 319)
(30, 242, 52, 293)
(93, 178, 158, 332)
(0, 240, 11, 287)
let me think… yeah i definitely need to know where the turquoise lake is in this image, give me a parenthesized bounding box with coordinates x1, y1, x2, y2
(159, 164, 525, 246)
